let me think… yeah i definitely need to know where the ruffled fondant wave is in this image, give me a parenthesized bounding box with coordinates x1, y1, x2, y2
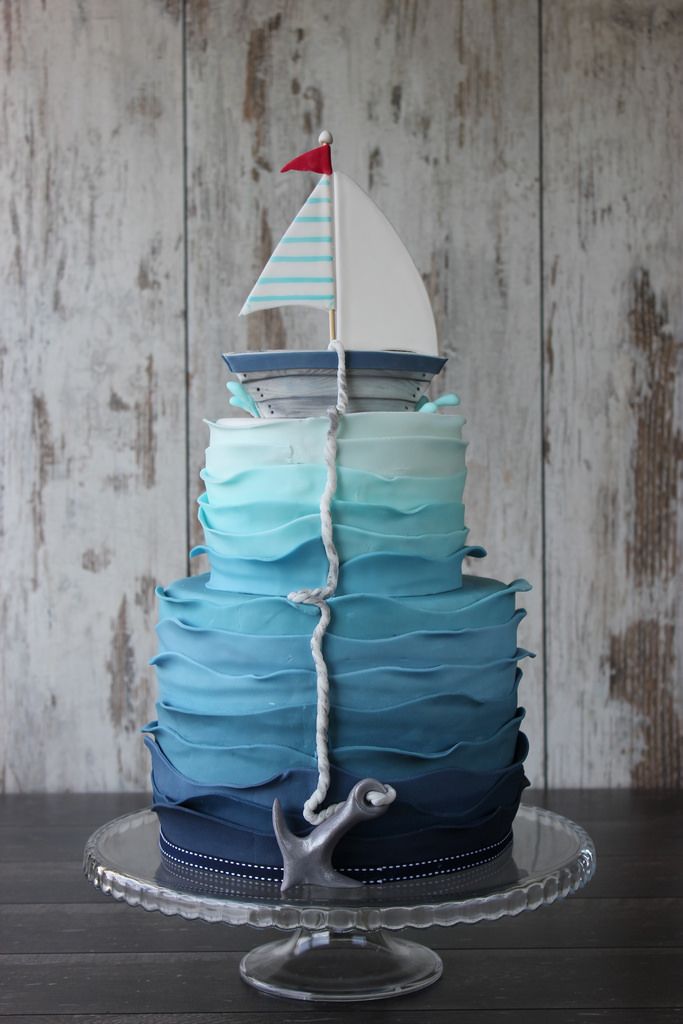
(147, 736, 529, 837)
(211, 409, 465, 441)
(143, 708, 525, 786)
(146, 734, 528, 818)
(192, 541, 486, 596)
(198, 505, 469, 562)
(206, 431, 466, 479)
(206, 412, 465, 472)
(155, 608, 526, 676)
(198, 492, 466, 537)
(155, 684, 521, 752)
(156, 573, 531, 637)
(152, 654, 527, 715)
(201, 465, 467, 510)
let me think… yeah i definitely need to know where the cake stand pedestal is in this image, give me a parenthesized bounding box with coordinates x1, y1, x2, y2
(83, 804, 595, 1003)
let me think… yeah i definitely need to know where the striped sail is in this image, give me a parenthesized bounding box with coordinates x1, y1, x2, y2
(240, 176, 335, 315)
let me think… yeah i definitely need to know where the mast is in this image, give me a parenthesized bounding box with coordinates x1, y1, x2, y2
(318, 130, 337, 344)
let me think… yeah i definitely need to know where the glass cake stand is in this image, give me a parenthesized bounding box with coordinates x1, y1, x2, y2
(83, 804, 596, 1002)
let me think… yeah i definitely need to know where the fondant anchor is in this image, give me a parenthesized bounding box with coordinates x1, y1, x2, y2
(273, 778, 393, 892)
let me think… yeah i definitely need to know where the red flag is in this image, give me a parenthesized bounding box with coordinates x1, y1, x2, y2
(280, 144, 333, 176)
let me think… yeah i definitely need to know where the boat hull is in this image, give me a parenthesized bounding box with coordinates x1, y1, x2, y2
(223, 350, 447, 419)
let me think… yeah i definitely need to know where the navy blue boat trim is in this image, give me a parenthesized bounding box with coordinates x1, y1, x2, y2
(158, 828, 512, 885)
(223, 350, 447, 375)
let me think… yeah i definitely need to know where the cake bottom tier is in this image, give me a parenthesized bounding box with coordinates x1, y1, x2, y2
(148, 735, 529, 884)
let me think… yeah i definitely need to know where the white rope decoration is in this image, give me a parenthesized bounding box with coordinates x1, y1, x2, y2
(288, 339, 397, 824)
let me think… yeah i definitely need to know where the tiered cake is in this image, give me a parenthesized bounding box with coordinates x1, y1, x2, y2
(144, 133, 531, 884)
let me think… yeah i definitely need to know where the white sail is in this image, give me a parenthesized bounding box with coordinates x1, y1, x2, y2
(333, 171, 438, 356)
(240, 176, 335, 315)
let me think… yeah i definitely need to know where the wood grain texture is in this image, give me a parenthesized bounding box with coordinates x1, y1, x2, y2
(0, 1, 186, 791)
(0, 1016, 681, 1024)
(542, 0, 683, 786)
(185, 0, 545, 783)
(3, 949, 683, 1013)
(3, 898, 683, 954)
(0, 1017, 681, 1024)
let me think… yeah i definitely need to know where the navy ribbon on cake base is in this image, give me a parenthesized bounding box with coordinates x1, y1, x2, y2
(155, 801, 520, 884)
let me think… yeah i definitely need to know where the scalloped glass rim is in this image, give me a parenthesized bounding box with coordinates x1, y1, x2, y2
(83, 804, 595, 933)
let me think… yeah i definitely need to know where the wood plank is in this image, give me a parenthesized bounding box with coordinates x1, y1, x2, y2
(2, 812, 680, 863)
(0, 788, 676, 829)
(2, 849, 681, 902)
(568, 856, 683, 900)
(0, 864, 117, 905)
(0, 904, 278, 955)
(0, 1, 186, 792)
(0, 788, 677, 830)
(1, 853, 677, 903)
(185, 0, 545, 783)
(542, 2, 683, 785)
(526, 788, 683, 823)
(0, 793, 149, 828)
(2, 949, 682, 1013)
(0, 820, 151, 863)
(4, 788, 681, 863)
(2, 898, 682, 955)
(0, 1015, 681, 1024)
(4, 840, 682, 903)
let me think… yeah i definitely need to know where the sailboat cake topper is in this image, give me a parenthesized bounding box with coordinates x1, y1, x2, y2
(224, 130, 451, 419)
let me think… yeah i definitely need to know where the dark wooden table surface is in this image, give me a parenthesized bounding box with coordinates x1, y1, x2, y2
(1, 789, 682, 1023)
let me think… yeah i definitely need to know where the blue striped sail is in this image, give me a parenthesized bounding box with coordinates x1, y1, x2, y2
(240, 177, 336, 315)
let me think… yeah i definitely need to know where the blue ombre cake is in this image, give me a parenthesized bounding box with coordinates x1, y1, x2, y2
(145, 132, 531, 884)
(145, 410, 532, 883)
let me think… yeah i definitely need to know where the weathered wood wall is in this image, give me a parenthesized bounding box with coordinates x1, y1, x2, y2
(543, 1, 683, 786)
(1, 0, 680, 791)
(0, 0, 187, 791)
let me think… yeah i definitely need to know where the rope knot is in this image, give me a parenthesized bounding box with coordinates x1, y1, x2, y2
(288, 587, 326, 606)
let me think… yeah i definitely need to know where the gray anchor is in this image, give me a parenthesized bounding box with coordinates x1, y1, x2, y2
(272, 778, 394, 892)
